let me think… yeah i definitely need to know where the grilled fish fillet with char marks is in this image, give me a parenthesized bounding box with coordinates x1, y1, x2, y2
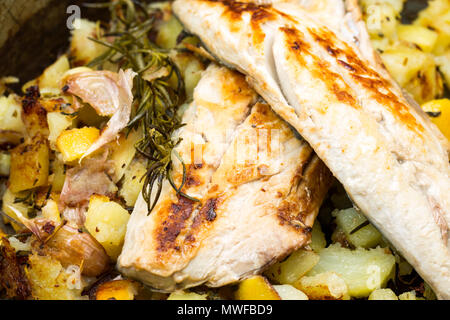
(118, 64, 332, 290)
(172, 0, 450, 299)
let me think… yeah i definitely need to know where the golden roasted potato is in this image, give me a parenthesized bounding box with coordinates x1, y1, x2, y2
(295, 272, 350, 300)
(235, 276, 281, 300)
(56, 127, 100, 162)
(414, 0, 450, 55)
(0, 94, 26, 144)
(41, 199, 61, 223)
(25, 253, 84, 300)
(50, 158, 66, 193)
(0, 152, 10, 176)
(37, 55, 70, 95)
(95, 280, 139, 300)
(70, 19, 107, 66)
(310, 221, 327, 253)
(167, 290, 208, 300)
(421, 98, 450, 140)
(397, 25, 438, 53)
(9, 135, 49, 193)
(333, 208, 382, 249)
(156, 14, 184, 50)
(381, 45, 442, 104)
(306, 244, 396, 298)
(368, 288, 398, 300)
(109, 129, 142, 182)
(47, 112, 74, 147)
(272, 285, 308, 300)
(362, 1, 399, 40)
(398, 290, 422, 300)
(21, 87, 49, 138)
(85, 195, 130, 260)
(119, 158, 147, 207)
(265, 249, 319, 285)
(172, 52, 206, 100)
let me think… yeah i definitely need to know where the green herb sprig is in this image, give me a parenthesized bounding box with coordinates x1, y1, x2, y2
(86, 0, 197, 214)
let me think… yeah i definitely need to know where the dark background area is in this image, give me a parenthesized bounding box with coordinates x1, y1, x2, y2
(0, 0, 109, 87)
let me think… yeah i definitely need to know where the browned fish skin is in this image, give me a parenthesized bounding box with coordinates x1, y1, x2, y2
(118, 65, 332, 290)
(172, 0, 450, 299)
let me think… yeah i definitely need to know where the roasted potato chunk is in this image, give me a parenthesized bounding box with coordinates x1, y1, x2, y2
(0, 94, 26, 144)
(9, 135, 49, 193)
(47, 112, 73, 147)
(56, 127, 100, 162)
(272, 285, 308, 300)
(95, 279, 139, 300)
(37, 55, 70, 95)
(119, 157, 147, 207)
(265, 249, 319, 285)
(421, 98, 450, 140)
(70, 19, 107, 66)
(306, 244, 396, 298)
(85, 195, 130, 260)
(368, 288, 398, 300)
(235, 276, 281, 300)
(0, 152, 10, 176)
(332, 208, 382, 249)
(109, 129, 142, 183)
(167, 290, 207, 300)
(295, 272, 350, 300)
(0, 237, 31, 299)
(26, 253, 85, 300)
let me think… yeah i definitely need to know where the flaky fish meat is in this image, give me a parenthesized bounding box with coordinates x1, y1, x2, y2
(118, 64, 332, 290)
(173, 0, 450, 299)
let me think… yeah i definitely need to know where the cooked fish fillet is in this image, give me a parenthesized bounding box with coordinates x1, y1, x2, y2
(118, 64, 332, 290)
(173, 0, 450, 299)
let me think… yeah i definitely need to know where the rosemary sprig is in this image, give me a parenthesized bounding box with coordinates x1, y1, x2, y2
(87, 0, 197, 214)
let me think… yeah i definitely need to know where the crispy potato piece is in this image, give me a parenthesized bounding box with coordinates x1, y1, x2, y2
(265, 249, 320, 285)
(9, 135, 49, 193)
(398, 290, 422, 300)
(397, 25, 438, 53)
(306, 244, 396, 298)
(41, 199, 61, 223)
(421, 99, 450, 140)
(0, 152, 10, 176)
(235, 276, 281, 300)
(332, 208, 382, 249)
(0, 237, 31, 299)
(56, 127, 100, 162)
(295, 272, 350, 300)
(310, 221, 327, 253)
(50, 158, 66, 193)
(21, 86, 49, 138)
(109, 129, 142, 183)
(272, 285, 308, 300)
(47, 112, 73, 147)
(167, 290, 207, 300)
(26, 253, 84, 300)
(37, 55, 70, 95)
(85, 195, 130, 260)
(0, 94, 26, 144)
(368, 288, 398, 300)
(119, 157, 147, 207)
(70, 19, 107, 66)
(95, 279, 139, 300)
